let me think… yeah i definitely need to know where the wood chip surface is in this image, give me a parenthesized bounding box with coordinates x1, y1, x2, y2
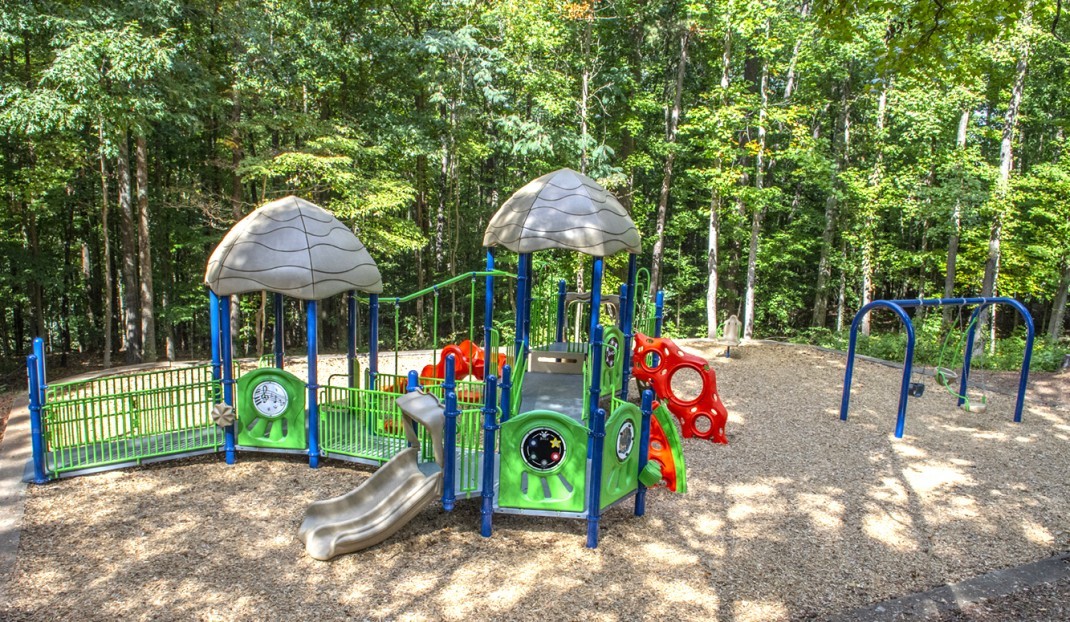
(2, 342, 1068, 621)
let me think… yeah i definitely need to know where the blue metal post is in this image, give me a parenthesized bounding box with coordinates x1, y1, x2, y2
(273, 293, 285, 369)
(589, 257, 604, 340)
(220, 296, 237, 464)
(347, 291, 357, 388)
(209, 291, 222, 403)
(32, 337, 46, 405)
(654, 290, 665, 337)
(499, 364, 512, 423)
(442, 354, 457, 511)
(555, 279, 567, 343)
(620, 254, 638, 400)
(514, 253, 529, 364)
(368, 294, 379, 389)
(484, 249, 495, 380)
(26, 356, 48, 483)
(406, 370, 420, 392)
(479, 373, 499, 537)
(839, 300, 915, 438)
(635, 389, 654, 516)
(586, 325, 605, 548)
(523, 253, 534, 356)
(307, 300, 320, 468)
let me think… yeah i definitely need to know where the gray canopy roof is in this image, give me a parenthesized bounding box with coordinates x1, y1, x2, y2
(483, 168, 641, 257)
(205, 195, 383, 300)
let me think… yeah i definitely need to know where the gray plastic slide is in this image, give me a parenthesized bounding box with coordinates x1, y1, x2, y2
(298, 390, 447, 560)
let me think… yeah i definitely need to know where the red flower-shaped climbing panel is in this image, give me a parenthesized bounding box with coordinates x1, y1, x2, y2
(632, 333, 729, 444)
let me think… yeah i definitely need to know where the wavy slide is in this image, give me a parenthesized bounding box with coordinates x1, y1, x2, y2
(298, 390, 446, 560)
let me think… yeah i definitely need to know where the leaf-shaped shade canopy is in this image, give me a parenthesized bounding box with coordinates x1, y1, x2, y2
(483, 168, 641, 257)
(205, 195, 383, 300)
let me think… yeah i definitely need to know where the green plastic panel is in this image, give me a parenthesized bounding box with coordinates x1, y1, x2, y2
(600, 401, 641, 509)
(601, 326, 626, 396)
(653, 402, 687, 494)
(499, 410, 588, 513)
(236, 367, 307, 450)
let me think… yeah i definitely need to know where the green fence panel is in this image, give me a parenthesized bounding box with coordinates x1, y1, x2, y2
(319, 385, 430, 463)
(42, 365, 223, 476)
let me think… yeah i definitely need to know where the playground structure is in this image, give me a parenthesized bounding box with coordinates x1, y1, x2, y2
(24, 172, 731, 556)
(839, 297, 1035, 438)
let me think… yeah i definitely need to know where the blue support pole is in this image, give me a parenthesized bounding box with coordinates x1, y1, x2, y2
(479, 373, 499, 537)
(839, 300, 915, 438)
(307, 300, 320, 468)
(406, 369, 420, 392)
(524, 253, 534, 357)
(654, 290, 665, 337)
(32, 337, 46, 405)
(273, 292, 285, 369)
(26, 355, 48, 483)
(499, 364, 512, 423)
(620, 254, 638, 400)
(347, 291, 357, 389)
(442, 354, 457, 511)
(514, 254, 529, 364)
(484, 249, 495, 380)
(589, 257, 604, 340)
(635, 389, 654, 516)
(209, 291, 222, 403)
(368, 294, 380, 389)
(219, 296, 237, 464)
(618, 284, 629, 331)
(586, 325, 605, 548)
(555, 279, 567, 343)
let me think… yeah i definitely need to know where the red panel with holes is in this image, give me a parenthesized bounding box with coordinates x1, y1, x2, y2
(632, 332, 729, 444)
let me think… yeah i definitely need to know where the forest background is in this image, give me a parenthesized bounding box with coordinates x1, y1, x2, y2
(1, 0, 1068, 380)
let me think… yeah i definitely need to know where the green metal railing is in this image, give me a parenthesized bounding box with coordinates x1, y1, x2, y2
(42, 365, 223, 476)
(319, 385, 425, 463)
(455, 407, 484, 496)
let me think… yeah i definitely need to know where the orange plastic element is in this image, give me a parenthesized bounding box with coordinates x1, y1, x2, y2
(648, 403, 681, 491)
(418, 340, 506, 383)
(632, 332, 729, 444)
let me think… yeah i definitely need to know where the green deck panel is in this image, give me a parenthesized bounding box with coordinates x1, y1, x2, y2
(236, 368, 307, 450)
(499, 410, 588, 512)
(653, 402, 687, 494)
(600, 401, 641, 509)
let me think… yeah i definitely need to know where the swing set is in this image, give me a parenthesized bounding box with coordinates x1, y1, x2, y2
(839, 297, 1035, 438)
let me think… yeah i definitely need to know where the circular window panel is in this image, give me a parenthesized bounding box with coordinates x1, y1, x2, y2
(616, 420, 635, 462)
(521, 428, 566, 472)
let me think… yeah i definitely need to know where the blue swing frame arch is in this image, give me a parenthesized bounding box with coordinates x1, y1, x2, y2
(839, 297, 1035, 438)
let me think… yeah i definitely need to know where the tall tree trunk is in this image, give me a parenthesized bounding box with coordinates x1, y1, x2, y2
(812, 78, 851, 327)
(981, 9, 1031, 332)
(836, 242, 848, 332)
(707, 189, 721, 338)
(579, 18, 592, 175)
(1048, 259, 1070, 340)
(99, 125, 113, 368)
(742, 26, 770, 340)
(650, 24, 692, 296)
(861, 80, 889, 336)
(782, 0, 811, 101)
(707, 24, 732, 339)
(229, 97, 243, 356)
(117, 128, 142, 364)
(136, 134, 156, 362)
(944, 108, 970, 325)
